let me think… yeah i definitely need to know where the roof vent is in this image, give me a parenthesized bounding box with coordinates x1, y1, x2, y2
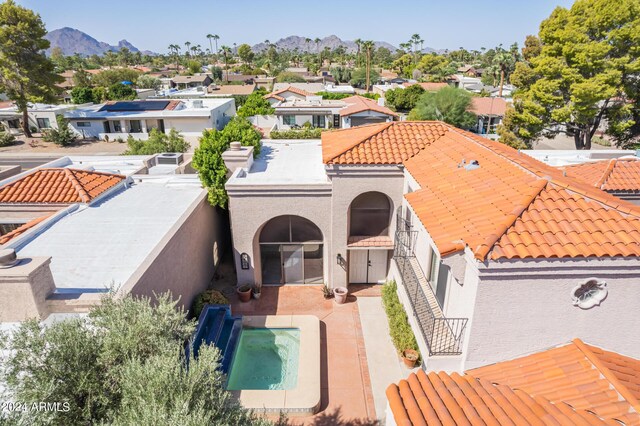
(192, 99, 204, 108)
(0, 248, 18, 268)
(464, 159, 480, 171)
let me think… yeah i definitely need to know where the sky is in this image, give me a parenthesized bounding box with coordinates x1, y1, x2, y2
(17, 0, 575, 54)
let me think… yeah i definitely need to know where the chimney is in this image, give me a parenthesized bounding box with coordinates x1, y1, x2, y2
(221, 141, 254, 177)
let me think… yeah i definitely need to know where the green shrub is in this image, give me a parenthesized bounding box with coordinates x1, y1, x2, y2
(0, 131, 16, 147)
(191, 289, 229, 318)
(592, 136, 611, 147)
(43, 115, 77, 146)
(270, 128, 324, 139)
(381, 280, 420, 357)
(122, 128, 190, 155)
(315, 91, 350, 100)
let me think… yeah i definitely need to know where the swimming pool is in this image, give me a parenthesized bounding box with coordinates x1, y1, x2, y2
(227, 328, 300, 390)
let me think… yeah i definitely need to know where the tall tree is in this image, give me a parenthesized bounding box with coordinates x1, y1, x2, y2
(206, 34, 214, 59)
(354, 38, 362, 67)
(0, 0, 62, 137)
(492, 50, 514, 97)
(212, 34, 220, 56)
(408, 86, 477, 129)
(220, 45, 232, 83)
(362, 40, 375, 92)
(503, 0, 640, 149)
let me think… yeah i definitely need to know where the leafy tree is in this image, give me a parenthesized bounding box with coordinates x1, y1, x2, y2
(193, 117, 261, 208)
(92, 69, 141, 87)
(385, 84, 425, 112)
(70, 86, 95, 104)
(504, 0, 640, 149)
(210, 65, 223, 81)
(350, 67, 379, 89)
(330, 66, 352, 84)
(108, 83, 137, 100)
(237, 91, 274, 117)
(375, 47, 393, 67)
(92, 86, 109, 103)
(237, 43, 254, 64)
(123, 128, 190, 155)
(0, 293, 272, 425)
(522, 35, 542, 61)
(275, 71, 306, 83)
(408, 86, 477, 129)
(186, 60, 202, 75)
(72, 69, 92, 88)
(0, 0, 63, 137)
(42, 115, 77, 146)
(136, 75, 161, 90)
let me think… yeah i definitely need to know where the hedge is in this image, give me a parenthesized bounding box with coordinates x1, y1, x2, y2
(270, 128, 325, 139)
(381, 280, 420, 356)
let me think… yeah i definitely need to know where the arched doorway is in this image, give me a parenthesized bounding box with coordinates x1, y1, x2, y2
(348, 192, 393, 284)
(259, 215, 324, 284)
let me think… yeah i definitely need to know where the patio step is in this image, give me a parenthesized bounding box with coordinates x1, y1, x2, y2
(217, 317, 243, 374)
(192, 305, 243, 373)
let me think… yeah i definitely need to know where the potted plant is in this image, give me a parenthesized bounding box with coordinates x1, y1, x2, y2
(237, 284, 252, 303)
(252, 283, 262, 300)
(402, 349, 419, 368)
(333, 287, 348, 304)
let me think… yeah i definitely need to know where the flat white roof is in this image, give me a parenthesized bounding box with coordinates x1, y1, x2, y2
(64, 98, 233, 120)
(44, 155, 151, 176)
(17, 177, 204, 292)
(523, 150, 636, 166)
(229, 140, 329, 185)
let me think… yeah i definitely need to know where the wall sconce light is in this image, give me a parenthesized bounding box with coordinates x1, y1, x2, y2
(336, 253, 346, 269)
(240, 253, 250, 270)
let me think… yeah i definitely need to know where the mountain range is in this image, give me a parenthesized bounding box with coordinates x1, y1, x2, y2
(44, 27, 154, 57)
(44, 28, 438, 57)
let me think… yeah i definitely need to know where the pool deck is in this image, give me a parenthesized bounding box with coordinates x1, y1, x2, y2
(230, 285, 380, 425)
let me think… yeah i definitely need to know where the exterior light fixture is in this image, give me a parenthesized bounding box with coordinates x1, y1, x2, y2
(336, 253, 345, 267)
(240, 253, 250, 270)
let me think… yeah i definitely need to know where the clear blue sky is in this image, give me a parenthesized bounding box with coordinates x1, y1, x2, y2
(17, 0, 575, 53)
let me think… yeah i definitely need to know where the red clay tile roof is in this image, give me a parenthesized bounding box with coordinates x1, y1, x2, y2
(0, 168, 125, 204)
(387, 339, 640, 426)
(347, 235, 394, 248)
(322, 122, 640, 260)
(267, 86, 314, 99)
(339, 95, 398, 118)
(564, 158, 640, 192)
(469, 97, 507, 116)
(0, 214, 52, 245)
(264, 93, 285, 101)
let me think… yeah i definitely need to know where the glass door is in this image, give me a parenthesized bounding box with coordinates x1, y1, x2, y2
(282, 244, 304, 284)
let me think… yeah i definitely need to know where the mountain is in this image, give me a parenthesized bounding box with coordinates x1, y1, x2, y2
(251, 35, 406, 54)
(44, 27, 152, 56)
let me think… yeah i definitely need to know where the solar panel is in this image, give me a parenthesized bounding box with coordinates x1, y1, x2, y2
(99, 100, 170, 112)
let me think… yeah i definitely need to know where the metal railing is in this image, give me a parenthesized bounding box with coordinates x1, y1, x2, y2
(394, 210, 468, 356)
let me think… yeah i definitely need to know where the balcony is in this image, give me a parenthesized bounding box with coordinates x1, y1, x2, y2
(394, 211, 468, 356)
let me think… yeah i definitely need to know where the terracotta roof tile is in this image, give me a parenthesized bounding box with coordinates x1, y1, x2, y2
(387, 340, 640, 425)
(0, 168, 125, 204)
(469, 97, 507, 116)
(339, 95, 398, 117)
(347, 235, 394, 248)
(267, 85, 314, 98)
(403, 82, 449, 91)
(564, 158, 640, 192)
(323, 122, 640, 260)
(0, 214, 52, 245)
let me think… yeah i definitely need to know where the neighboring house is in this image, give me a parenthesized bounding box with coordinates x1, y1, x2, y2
(171, 74, 213, 89)
(386, 339, 640, 425)
(403, 82, 449, 91)
(284, 67, 310, 76)
(254, 76, 276, 90)
(223, 121, 640, 374)
(469, 97, 507, 138)
(0, 158, 224, 322)
(457, 65, 482, 77)
(266, 87, 396, 129)
(0, 103, 79, 135)
(563, 157, 640, 204)
(64, 98, 236, 143)
(272, 82, 325, 94)
(323, 83, 355, 94)
(207, 84, 258, 97)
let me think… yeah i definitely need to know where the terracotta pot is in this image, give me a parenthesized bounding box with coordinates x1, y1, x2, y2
(237, 285, 252, 303)
(333, 287, 348, 304)
(402, 349, 419, 368)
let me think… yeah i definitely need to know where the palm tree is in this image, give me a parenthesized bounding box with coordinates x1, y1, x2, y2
(168, 44, 181, 72)
(220, 45, 232, 82)
(493, 51, 514, 97)
(206, 34, 214, 58)
(354, 38, 362, 67)
(410, 33, 422, 64)
(213, 35, 220, 56)
(362, 40, 375, 92)
(184, 41, 191, 60)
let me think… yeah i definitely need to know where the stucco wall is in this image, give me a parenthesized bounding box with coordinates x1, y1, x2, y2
(465, 258, 640, 369)
(328, 167, 405, 288)
(227, 191, 332, 286)
(120, 193, 223, 312)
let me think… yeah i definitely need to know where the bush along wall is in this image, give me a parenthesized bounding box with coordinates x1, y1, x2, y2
(381, 280, 420, 358)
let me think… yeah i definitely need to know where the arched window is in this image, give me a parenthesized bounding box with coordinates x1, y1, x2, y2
(259, 216, 323, 285)
(349, 192, 392, 237)
(571, 278, 607, 309)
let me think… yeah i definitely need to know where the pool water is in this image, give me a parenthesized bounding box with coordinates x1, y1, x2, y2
(227, 328, 300, 391)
